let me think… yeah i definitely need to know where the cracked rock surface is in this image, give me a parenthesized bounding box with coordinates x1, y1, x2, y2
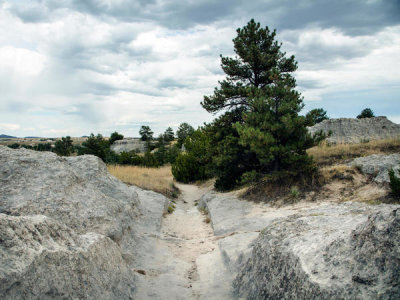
(0, 146, 169, 299)
(308, 117, 400, 144)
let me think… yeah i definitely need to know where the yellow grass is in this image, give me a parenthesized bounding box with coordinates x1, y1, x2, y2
(308, 138, 400, 165)
(107, 165, 177, 198)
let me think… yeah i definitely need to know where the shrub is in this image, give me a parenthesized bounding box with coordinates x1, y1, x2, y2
(54, 136, 74, 156)
(8, 143, 20, 149)
(141, 151, 159, 167)
(172, 153, 202, 183)
(78, 133, 117, 163)
(119, 151, 142, 165)
(389, 168, 400, 198)
(109, 131, 124, 145)
(357, 108, 375, 119)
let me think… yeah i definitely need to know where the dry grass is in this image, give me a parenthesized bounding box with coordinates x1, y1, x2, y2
(308, 138, 400, 165)
(107, 165, 178, 198)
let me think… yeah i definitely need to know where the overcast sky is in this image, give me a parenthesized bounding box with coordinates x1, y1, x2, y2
(1, 0, 399, 137)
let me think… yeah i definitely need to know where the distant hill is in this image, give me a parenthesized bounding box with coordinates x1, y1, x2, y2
(0, 134, 17, 138)
(24, 136, 41, 138)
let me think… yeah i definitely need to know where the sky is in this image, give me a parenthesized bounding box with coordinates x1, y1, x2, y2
(0, 0, 399, 138)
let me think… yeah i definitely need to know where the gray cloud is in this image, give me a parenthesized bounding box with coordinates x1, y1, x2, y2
(1, 0, 399, 137)
(9, 0, 398, 36)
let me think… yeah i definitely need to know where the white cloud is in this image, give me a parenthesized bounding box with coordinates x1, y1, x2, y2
(0, 46, 46, 76)
(0, 123, 21, 132)
(0, 1, 399, 137)
(289, 26, 400, 101)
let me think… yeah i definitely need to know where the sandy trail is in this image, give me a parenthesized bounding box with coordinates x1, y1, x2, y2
(134, 183, 234, 299)
(160, 183, 216, 298)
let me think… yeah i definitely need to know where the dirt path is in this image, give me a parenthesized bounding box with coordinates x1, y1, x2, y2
(160, 183, 217, 298)
(134, 183, 233, 299)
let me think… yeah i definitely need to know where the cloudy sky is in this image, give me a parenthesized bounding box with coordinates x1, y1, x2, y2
(1, 0, 399, 137)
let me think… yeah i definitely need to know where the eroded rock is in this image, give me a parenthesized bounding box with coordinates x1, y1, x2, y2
(351, 153, 400, 184)
(110, 138, 147, 154)
(0, 145, 169, 299)
(233, 203, 400, 299)
(308, 117, 400, 144)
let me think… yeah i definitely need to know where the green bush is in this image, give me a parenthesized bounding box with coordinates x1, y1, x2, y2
(109, 131, 124, 145)
(357, 108, 375, 119)
(141, 151, 159, 167)
(119, 151, 141, 165)
(172, 153, 202, 183)
(389, 168, 400, 198)
(54, 136, 74, 156)
(8, 143, 20, 149)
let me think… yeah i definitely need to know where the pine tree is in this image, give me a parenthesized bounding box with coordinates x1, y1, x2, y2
(176, 123, 195, 148)
(163, 127, 175, 142)
(201, 19, 316, 189)
(139, 126, 153, 141)
(305, 108, 328, 126)
(357, 108, 375, 119)
(109, 131, 124, 145)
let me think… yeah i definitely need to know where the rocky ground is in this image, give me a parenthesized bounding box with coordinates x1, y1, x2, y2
(1, 145, 399, 299)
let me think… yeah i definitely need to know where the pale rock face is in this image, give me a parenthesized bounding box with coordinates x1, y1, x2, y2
(308, 117, 400, 144)
(199, 190, 400, 300)
(0, 214, 135, 299)
(233, 204, 400, 299)
(351, 153, 400, 184)
(0, 145, 169, 299)
(110, 138, 147, 153)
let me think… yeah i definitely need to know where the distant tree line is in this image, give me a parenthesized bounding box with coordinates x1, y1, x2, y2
(7, 125, 196, 168)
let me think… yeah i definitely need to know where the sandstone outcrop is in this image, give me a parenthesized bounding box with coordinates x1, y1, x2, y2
(0, 145, 169, 299)
(110, 138, 147, 154)
(233, 204, 400, 299)
(351, 153, 400, 184)
(308, 117, 400, 144)
(199, 191, 400, 299)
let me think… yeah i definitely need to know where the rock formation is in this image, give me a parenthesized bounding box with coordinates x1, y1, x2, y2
(0, 146, 169, 299)
(199, 191, 400, 299)
(308, 117, 400, 144)
(233, 204, 400, 299)
(351, 153, 400, 184)
(110, 138, 147, 154)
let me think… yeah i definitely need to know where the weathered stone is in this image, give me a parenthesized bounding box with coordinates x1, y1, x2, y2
(110, 138, 147, 153)
(0, 214, 135, 299)
(233, 203, 400, 299)
(0, 145, 169, 299)
(308, 117, 400, 144)
(0, 146, 140, 250)
(351, 153, 400, 184)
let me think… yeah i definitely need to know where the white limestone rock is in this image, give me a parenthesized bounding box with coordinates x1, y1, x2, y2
(233, 203, 400, 299)
(351, 153, 400, 184)
(308, 117, 400, 144)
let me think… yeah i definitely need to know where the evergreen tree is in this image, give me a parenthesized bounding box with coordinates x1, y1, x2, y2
(109, 131, 124, 145)
(139, 126, 153, 141)
(176, 123, 194, 148)
(54, 136, 74, 156)
(78, 133, 114, 162)
(201, 19, 316, 189)
(305, 108, 328, 126)
(163, 127, 175, 142)
(357, 108, 375, 119)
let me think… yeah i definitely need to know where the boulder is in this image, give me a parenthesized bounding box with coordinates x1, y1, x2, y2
(351, 153, 400, 184)
(0, 214, 135, 299)
(0, 145, 169, 299)
(308, 117, 400, 144)
(233, 203, 400, 299)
